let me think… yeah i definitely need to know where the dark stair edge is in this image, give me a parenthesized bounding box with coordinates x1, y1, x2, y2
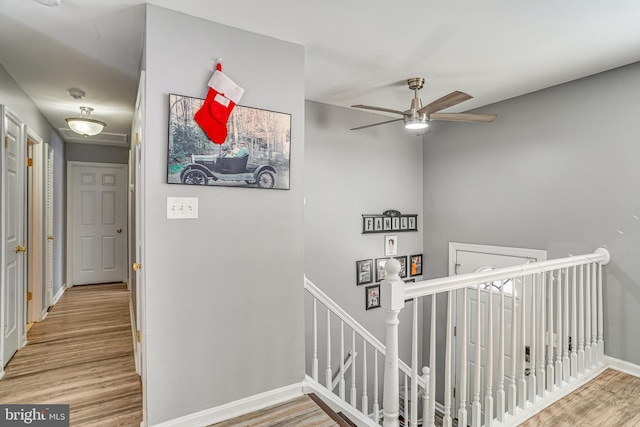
(307, 393, 354, 427)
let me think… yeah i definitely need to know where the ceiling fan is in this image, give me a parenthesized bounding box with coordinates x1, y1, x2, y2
(351, 77, 496, 131)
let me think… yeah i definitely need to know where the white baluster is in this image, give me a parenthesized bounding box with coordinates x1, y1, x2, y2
(472, 284, 482, 427)
(563, 267, 570, 383)
(571, 265, 578, 377)
(519, 275, 528, 409)
(578, 265, 585, 374)
(404, 378, 409, 426)
(537, 273, 546, 396)
(556, 269, 563, 387)
(529, 274, 537, 403)
(597, 262, 604, 364)
(591, 263, 598, 365)
(486, 282, 494, 427)
(443, 291, 453, 427)
(351, 330, 357, 406)
(312, 298, 318, 381)
(509, 276, 518, 415)
(429, 295, 437, 427)
(326, 310, 332, 388)
(373, 352, 380, 423)
(340, 321, 345, 399)
(362, 340, 368, 415)
(459, 288, 468, 426)
(585, 264, 592, 369)
(411, 298, 419, 427)
(547, 272, 555, 392)
(497, 283, 505, 422)
(382, 259, 404, 427)
(422, 367, 430, 427)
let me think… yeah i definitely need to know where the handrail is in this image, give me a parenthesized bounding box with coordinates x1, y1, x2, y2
(304, 276, 426, 389)
(404, 248, 610, 299)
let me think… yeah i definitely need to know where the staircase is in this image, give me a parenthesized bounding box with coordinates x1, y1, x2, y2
(305, 248, 611, 427)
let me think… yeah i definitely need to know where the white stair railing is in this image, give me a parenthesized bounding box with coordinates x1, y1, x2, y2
(381, 248, 610, 427)
(305, 278, 429, 426)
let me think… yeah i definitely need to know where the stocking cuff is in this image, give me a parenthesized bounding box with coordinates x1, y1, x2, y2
(207, 70, 244, 103)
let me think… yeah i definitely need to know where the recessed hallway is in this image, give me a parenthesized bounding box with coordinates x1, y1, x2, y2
(0, 283, 142, 426)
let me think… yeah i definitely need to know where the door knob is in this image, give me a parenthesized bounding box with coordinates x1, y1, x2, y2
(116, 228, 122, 233)
(15, 245, 26, 253)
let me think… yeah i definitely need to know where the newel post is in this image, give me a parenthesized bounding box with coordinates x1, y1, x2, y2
(381, 258, 405, 427)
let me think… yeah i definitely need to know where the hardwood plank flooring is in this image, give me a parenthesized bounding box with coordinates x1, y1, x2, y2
(518, 368, 640, 427)
(0, 283, 142, 426)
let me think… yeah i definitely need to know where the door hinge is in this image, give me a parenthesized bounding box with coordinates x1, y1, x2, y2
(27, 157, 33, 167)
(136, 132, 140, 145)
(453, 387, 456, 398)
(4, 136, 8, 149)
(455, 263, 461, 275)
(136, 330, 141, 342)
(27, 292, 33, 301)
(454, 326, 457, 337)
(3, 324, 7, 337)
(132, 263, 142, 271)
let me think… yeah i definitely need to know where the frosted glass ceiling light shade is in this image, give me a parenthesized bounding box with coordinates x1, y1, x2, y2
(403, 115, 428, 130)
(66, 106, 106, 137)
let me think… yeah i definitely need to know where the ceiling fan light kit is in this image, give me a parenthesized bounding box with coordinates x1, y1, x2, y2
(66, 106, 106, 137)
(351, 77, 497, 131)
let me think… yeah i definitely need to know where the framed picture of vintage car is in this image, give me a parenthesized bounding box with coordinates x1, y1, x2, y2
(167, 94, 291, 190)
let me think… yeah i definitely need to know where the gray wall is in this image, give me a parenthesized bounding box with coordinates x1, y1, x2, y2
(143, 6, 305, 424)
(66, 142, 129, 164)
(422, 61, 640, 365)
(0, 62, 66, 300)
(305, 100, 424, 378)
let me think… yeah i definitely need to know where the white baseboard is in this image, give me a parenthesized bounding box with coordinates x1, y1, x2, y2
(52, 285, 66, 305)
(605, 355, 640, 378)
(150, 382, 303, 427)
(302, 376, 376, 427)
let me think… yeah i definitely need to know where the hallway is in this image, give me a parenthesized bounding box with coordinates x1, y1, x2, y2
(0, 283, 142, 426)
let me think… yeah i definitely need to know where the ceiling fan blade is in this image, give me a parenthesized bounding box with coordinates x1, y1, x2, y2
(351, 104, 405, 116)
(418, 91, 473, 115)
(350, 118, 403, 131)
(429, 113, 497, 123)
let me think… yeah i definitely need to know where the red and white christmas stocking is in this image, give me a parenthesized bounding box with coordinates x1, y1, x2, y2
(195, 63, 244, 144)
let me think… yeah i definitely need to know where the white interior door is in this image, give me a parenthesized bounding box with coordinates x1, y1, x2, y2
(69, 162, 127, 286)
(450, 243, 546, 422)
(45, 144, 54, 307)
(2, 106, 25, 367)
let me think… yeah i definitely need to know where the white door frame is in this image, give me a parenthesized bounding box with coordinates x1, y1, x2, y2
(448, 242, 547, 417)
(66, 161, 128, 287)
(44, 143, 55, 308)
(26, 127, 46, 323)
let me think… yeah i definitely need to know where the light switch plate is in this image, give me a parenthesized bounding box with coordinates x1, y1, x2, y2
(167, 197, 198, 219)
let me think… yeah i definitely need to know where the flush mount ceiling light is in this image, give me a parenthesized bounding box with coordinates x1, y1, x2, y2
(65, 106, 106, 137)
(34, 0, 61, 6)
(403, 113, 429, 130)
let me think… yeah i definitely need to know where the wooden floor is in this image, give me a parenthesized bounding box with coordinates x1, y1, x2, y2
(0, 283, 142, 426)
(519, 368, 640, 427)
(210, 395, 341, 427)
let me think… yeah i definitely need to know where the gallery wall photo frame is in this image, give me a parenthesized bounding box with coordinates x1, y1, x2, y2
(384, 235, 398, 256)
(365, 284, 381, 310)
(356, 259, 373, 286)
(410, 254, 423, 277)
(375, 258, 389, 282)
(394, 255, 407, 278)
(167, 93, 291, 190)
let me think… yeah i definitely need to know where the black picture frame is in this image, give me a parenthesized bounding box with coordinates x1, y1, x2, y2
(375, 258, 389, 282)
(167, 93, 291, 190)
(366, 284, 381, 310)
(394, 255, 408, 278)
(356, 259, 373, 286)
(410, 254, 423, 277)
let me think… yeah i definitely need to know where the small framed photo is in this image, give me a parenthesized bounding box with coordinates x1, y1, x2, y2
(375, 258, 389, 282)
(394, 255, 407, 278)
(356, 259, 373, 286)
(366, 284, 381, 310)
(410, 254, 423, 277)
(384, 235, 398, 256)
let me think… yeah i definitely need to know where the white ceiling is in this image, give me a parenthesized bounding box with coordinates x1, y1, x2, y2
(1, 0, 640, 144)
